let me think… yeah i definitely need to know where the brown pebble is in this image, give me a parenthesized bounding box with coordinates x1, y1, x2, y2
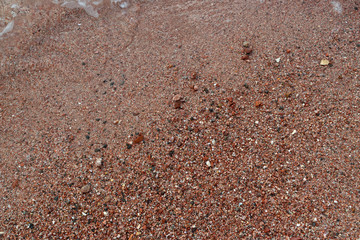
(190, 72, 197, 80)
(133, 133, 144, 144)
(103, 195, 112, 203)
(285, 92, 292, 98)
(81, 184, 91, 194)
(173, 94, 184, 109)
(193, 85, 199, 91)
(243, 48, 253, 55)
(255, 101, 263, 108)
(241, 55, 249, 60)
(174, 101, 182, 109)
(172, 94, 183, 102)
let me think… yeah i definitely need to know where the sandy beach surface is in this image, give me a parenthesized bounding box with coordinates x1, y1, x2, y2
(0, 0, 359, 239)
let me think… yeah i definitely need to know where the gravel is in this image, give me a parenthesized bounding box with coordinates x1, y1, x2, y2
(0, 0, 359, 239)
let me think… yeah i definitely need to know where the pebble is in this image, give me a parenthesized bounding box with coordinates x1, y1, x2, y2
(81, 184, 91, 194)
(243, 48, 253, 54)
(174, 101, 182, 109)
(190, 72, 197, 80)
(172, 94, 183, 102)
(320, 59, 330, 66)
(172, 94, 183, 109)
(255, 101, 263, 108)
(241, 55, 249, 60)
(104, 195, 112, 203)
(243, 41, 250, 48)
(133, 133, 144, 144)
(95, 158, 103, 167)
(206, 161, 211, 167)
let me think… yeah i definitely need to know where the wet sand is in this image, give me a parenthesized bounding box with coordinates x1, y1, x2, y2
(0, 0, 359, 239)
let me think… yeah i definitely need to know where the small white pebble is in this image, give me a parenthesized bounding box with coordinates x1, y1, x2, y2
(206, 161, 211, 167)
(334, 200, 338, 204)
(291, 130, 297, 135)
(255, 121, 259, 124)
(211, 139, 216, 145)
(296, 223, 301, 227)
(95, 158, 103, 167)
(275, 57, 281, 63)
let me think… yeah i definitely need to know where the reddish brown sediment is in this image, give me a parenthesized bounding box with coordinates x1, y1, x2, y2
(0, 0, 359, 239)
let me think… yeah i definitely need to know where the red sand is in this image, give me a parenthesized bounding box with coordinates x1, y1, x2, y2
(0, 0, 359, 239)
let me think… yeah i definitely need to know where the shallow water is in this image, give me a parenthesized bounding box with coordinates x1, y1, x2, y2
(0, 0, 131, 38)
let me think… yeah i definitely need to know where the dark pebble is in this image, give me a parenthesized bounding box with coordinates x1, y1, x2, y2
(94, 148, 101, 152)
(28, 223, 34, 229)
(102, 144, 108, 148)
(85, 135, 90, 140)
(54, 196, 59, 201)
(96, 118, 101, 121)
(110, 82, 114, 86)
(126, 143, 132, 149)
(169, 150, 175, 157)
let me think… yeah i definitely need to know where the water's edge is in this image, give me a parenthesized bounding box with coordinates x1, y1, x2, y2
(0, 0, 130, 38)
